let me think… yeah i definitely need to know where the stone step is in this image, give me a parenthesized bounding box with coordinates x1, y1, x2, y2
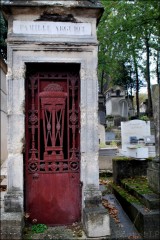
(111, 184, 160, 239)
(103, 194, 142, 240)
(120, 180, 160, 210)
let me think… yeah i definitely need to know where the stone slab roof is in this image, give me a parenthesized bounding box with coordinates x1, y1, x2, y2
(1, 0, 103, 23)
(1, 0, 102, 8)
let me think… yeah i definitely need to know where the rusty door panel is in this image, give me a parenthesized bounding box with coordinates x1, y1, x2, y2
(26, 173, 80, 225)
(25, 70, 81, 225)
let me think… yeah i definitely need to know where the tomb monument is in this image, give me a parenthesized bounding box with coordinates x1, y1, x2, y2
(1, 0, 110, 238)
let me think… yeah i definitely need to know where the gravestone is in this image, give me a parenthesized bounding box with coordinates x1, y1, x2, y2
(98, 123, 105, 144)
(120, 120, 155, 158)
(121, 120, 151, 152)
(1, 0, 110, 239)
(105, 131, 115, 141)
(147, 84, 160, 193)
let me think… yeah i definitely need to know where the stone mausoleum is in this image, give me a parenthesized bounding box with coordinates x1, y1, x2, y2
(1, 0, 110, 239)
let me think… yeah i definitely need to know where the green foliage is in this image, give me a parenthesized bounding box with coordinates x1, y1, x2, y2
(98, 0, 159, 112)
(31, 224, 47, 234)
(106, 115, 114, 120)
(110, 140, 117, 147)
(139, 115, 149, 121)
(0, 11, 7, 60)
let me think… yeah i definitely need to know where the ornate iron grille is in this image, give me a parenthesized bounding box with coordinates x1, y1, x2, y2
(26, 72, 80, 174)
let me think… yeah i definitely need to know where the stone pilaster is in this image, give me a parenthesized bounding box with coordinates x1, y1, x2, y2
(3, 58, 25, 212)
(80, 57, 110, 237)
(1, 52, 25, 239)
(83, 185, 110, 237)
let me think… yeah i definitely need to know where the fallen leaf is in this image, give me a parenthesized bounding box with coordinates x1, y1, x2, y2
(102, 199, 120, 223)
(128, 235, 141, 239)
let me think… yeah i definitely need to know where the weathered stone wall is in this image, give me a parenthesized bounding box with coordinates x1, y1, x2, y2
(113, 158, 150, 184)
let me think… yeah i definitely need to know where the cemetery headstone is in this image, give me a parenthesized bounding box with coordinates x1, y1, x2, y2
(120, 120, 155, 158)
(121, 120, 150, 151)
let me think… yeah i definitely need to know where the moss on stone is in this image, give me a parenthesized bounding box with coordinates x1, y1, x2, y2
(121, 176, 153, 195)
(112, 156, 135, 161)
(111, 183, 141, 204)
(112, 156, 153, 161)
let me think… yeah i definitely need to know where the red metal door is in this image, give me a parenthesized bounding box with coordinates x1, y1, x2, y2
(25, 71, 81, 225)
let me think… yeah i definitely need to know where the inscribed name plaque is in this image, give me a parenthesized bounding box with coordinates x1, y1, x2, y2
(13, 21, 92, 36)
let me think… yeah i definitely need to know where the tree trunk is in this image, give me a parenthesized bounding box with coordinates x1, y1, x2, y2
(133, 57, 140, 117)
(101, 69, 104, 93)
(157, 50, 160, 84)
(145, 37, 153, 117)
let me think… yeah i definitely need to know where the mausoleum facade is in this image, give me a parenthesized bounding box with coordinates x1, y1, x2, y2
(1, 0, 110, 238)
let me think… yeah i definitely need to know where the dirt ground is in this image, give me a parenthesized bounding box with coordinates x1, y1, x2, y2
(23, 222, 87, 240)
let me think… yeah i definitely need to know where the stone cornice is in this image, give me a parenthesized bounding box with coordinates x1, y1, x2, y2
(1, 1, 104, 25)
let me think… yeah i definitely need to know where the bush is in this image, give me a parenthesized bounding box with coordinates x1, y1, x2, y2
(139, 115, 149, 121)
